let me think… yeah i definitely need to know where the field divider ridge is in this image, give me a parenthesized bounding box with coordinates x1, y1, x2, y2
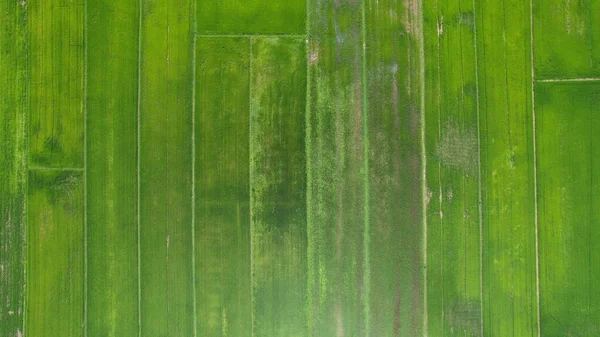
(196, 34, 306, 38)
(529, 0, 541, 336)
(190, 0, 198, 334)
(248, 36, 255, 337)
(28, 167, 85, 171)
(536, 77, 600, 82)
(472, 0, 485, 335)
(418, 0, 428, 334)
(136, 0, 143, 335)
(83, 0, 89, 334)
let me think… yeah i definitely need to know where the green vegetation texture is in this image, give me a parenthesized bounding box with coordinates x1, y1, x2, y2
(27, 171, 84, 337)
(0, 1, 27, 336)
(1, 0, 599, 336)
(424, 0, 482, 335)
(536, 82, 600, 336)
(196, 36, 252, 336)
(197, 0, 305, 35)
(86, 0, 139, 336)
(534, 0, 600, 78)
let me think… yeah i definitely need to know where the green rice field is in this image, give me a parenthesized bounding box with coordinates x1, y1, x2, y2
(1, 0, 599, 336)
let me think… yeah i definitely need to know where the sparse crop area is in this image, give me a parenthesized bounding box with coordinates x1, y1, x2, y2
(1, 0, 598, 336)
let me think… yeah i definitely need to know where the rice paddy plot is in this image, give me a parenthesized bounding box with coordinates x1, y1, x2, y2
(86, 0, 140, 336)
(536, 82, 600, 336)
(195, 36, 252, 337)
(423, 0, 482, 335)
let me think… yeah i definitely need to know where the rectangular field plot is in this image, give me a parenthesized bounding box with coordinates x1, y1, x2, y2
(195, 36, 252, 336)
(534, 0, 600, 78)
(365, 0, 424, 334)
(29, 0, 84, 168)
(423, 0, 482, 335)
(0, 1, 27, 336)
(250, 36, 307, 337)
(536, 82, 600, 336)
(27, 171, 84, 337)
(139, 0, 195, 336)
(197, 0, 305, 35)
(476, 0, 538, 335)
(86, 0, 140, 335)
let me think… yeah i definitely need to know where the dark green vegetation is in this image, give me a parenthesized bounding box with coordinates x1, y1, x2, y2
(536, 82, 600, 336)
(1, 0, 599, 336)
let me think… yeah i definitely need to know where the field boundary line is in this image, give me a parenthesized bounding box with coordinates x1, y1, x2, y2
(83, 0, 89, 334)
(535, 77, 600, 82)
(190, 0, 198, 334)
(28, 166, 84, 171)
(196, 34, 306, 38)
(136, 0, 143, 335)
(435, 6, 444, 332)
(418, 0, 428, 334)
(248, 37, 255, 337)
(529, 0, 541, 335)
(360, 0, 371, 334)
(23, 3, 31, 336)
(471, 0, 485, 335)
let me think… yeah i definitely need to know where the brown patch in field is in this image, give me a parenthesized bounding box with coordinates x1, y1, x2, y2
(564, 0, 585, 36)
(565, 0, 572, 34)
(436, 123, 478, 174)
(425, 188, 433, 208)
(447, 300, 482, 336)
(310, 46, 319, 65)
(39, 208, 53, 242)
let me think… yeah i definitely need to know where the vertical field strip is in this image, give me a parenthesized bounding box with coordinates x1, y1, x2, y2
(0, 3, 28, 335)
(360, 0, 371, 334)
(136, 0, 143, 336)
(305, 0, 313, 333)
(248, 37, 254, 337)
(435, 1, 444, 332)
(190, 0, 198, 335)
(529, 0, 541, 335)
(24, 4, 30, 334)
(419, 0, 428, 331)
(83, 0, 89, 334)
(472, 0, 485, 335)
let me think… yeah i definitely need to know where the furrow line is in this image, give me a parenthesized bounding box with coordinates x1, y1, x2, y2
(136, 0, 143, 336)
(28, 167, 84, 171)
(83, 0, 89, 334)
(191, 0, 198, 335)
(536, 77, 600, 82)
(248, 37, 255, 337)
(529, 0, 541, 335)
(196, 34, 306, 38)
